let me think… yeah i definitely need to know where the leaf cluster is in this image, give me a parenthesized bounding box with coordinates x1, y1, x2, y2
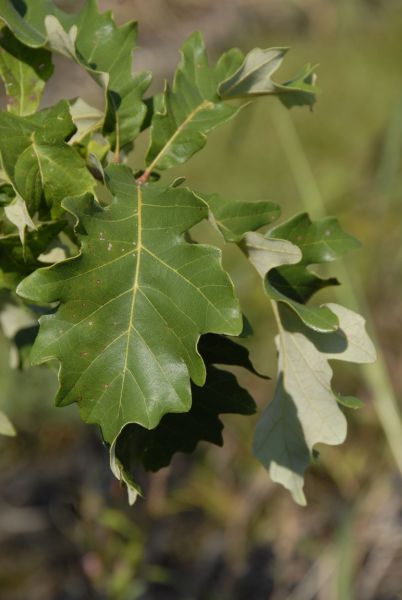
(0, 0, 375, 504)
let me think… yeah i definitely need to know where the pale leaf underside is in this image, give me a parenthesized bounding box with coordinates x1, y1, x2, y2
(253, 303, 375, 505)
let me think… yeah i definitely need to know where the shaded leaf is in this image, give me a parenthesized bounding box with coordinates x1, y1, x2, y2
(264, 277, 339, 333)
(256, 211, 361, 331)
(17, 164, 242, 444)
(279, 63, 319, 109)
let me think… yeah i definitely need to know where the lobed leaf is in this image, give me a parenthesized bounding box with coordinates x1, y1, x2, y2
(0, 2, 372, 507)
(204, 194, 373, 501)
(253, 303, 376, 505)
(267, 212, 361, 303)
(17, 165, 242, 444)
(241, 221, 375, 502)
(242, 232, 338, 332)
(204, 194, 339, 332)
(144, 34, 243, 175)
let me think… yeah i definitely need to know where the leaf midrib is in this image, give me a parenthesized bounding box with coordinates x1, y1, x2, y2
(146, 98, 214, 174)
(117, 183, 143, 419)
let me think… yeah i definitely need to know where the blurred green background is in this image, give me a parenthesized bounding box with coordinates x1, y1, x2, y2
(1, 1, 402, 598)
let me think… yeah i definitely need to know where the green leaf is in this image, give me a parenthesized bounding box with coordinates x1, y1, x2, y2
(260, 212, 361, 331)
(236, 216, 374, 502)
(0, 0, 151, 150)
(143, 33, 243, 174)
(0, 101, 96, 215)
(218, 48, 318, 108)
(265, 277, 339, 333)
(0, 100, 73, 179)
(199, 192, 280, 242)
(67, 1, 151, 151)
(267, 266, 339, 306)
(17, 164, 242, 444)
(0, 26, 53, 115)
(204, 194, 341, 331)
(240, 211, 362, 334)
(253, 303, 376, 505)
(203, 193, 336, 332)
(270, 210, 361, 262)
(0, 1, 49, 47)
(268, 212, 361, 303)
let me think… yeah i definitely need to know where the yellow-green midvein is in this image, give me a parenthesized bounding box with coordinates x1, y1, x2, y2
(137, 99, 214, 184)
(117, 183, 143, 419)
